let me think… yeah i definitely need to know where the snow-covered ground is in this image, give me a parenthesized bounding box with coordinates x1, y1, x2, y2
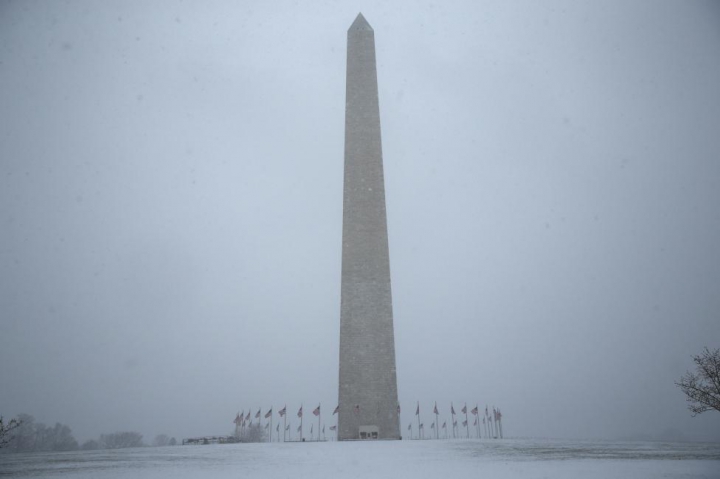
(1, 438, 719, 478)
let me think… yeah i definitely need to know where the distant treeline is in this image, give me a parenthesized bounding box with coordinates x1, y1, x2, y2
(0, 414, 176, 453)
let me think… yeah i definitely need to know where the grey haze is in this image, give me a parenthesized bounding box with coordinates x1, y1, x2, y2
(1, 0, 719, 444)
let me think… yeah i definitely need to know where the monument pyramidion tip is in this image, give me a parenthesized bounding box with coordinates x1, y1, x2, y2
(349, 12, 373, 32)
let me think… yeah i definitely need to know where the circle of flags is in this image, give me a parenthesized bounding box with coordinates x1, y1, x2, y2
(232, 401, 503, 442)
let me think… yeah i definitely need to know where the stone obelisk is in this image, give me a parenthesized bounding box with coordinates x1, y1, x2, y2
(338, 13, 400, 441)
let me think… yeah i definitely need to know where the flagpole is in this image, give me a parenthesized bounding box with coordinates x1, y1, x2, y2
(300, 404, 303, 442)
(498, 409, 503, 439)
(451, 403, 455, 439)
(465, 403, 469, 439)
(416, 402, 421, 440)
(434, 402, 439, 440)
(283, 406, 287, 442)
(318, 404, 321, 443)
(270, 406, 273, 443)
(492, 407, 497, 438)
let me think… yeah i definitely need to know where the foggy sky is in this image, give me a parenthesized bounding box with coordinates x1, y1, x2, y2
(1, 0, 720, 444)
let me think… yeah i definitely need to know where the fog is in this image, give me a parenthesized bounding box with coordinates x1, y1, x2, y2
(1, 0, 719, 444)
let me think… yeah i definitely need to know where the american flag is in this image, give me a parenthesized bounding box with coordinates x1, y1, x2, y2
(471, 406, 478, 415)
(313, 405, 320, 416)
(297, 406, 303, 418)
(430, 422, 435, 429)
(451, 404, 456, 415)
(415, 403, 419, 415)
(278, 406, 286, 417)
(330, 425, 337, 431)
(297, 425, 302, 432)
(255, 409, 261, 419)
(461, 404, 467, 414)
(333, 405, 339, 415)
(264, 408, 272, 419)
(245, 411, 251, 421)
(419, 423, 424, 429)
(234, 413, 241, 425)
(433, 403, 438, 415)
(462, 420, 468, 427)
(442, 422, 446, 429)
(407, 424, 412, 430)
(397, 404, 401, 414)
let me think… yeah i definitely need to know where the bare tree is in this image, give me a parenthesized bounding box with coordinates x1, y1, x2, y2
(0, 416, 22, 449)
(153, 434, 170, 447)
(99, 431, 144, 449)
(8, 414, 37, 452)
(81, 439, 101, 451)
(236, 423, 268, 443)
(1, 415, 77, 452)
(676, 347, 720, 416)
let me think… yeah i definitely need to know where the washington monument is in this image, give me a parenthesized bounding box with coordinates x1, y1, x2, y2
(337, 13, 401, 441)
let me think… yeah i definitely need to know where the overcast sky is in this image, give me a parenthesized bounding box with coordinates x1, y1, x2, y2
(1, 0, 720, 444)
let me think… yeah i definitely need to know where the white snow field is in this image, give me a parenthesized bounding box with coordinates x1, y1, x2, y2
(1, 438, 719, 478)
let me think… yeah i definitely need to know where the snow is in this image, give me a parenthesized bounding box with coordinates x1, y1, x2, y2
(1, 438, 719, 478)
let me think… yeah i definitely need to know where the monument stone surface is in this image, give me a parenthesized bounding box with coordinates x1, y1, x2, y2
(337, 13, 401, 441)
